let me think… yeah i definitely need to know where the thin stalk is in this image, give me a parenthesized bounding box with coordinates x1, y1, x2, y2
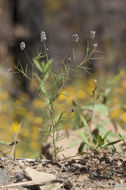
(42, 41, 49, 62)
(89, 79, 97, 132)
(49, 106, 57, 159)
(24, 50, 34, 80)
(72, 47, 77, 66)
(78, 47, 96, 68)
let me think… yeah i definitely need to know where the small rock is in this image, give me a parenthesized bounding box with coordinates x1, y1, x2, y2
(24, 167, 59, 190)
(63, 180, 73, 190)
(78, 175, 88, 183)
(0, 168, 10, 185)
(24, 167, 56, 181)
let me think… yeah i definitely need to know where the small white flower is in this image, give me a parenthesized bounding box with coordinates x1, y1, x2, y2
(93, 43, 98, 48)
(73, 33, 79, 43)
(20, 42, 26, 50)
(67, 57, 72, 64)
(40, 31, 47, 42)
(90, 31, 96, 39)
(8, 68, 13, 72)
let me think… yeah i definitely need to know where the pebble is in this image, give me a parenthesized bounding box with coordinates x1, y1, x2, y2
(0, 168, 10, 185)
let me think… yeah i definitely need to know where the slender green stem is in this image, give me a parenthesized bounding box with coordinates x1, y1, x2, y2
(49, 105, 57, 159)
(42, 41, 49, 62)
(24, 50, 34, 80)
(72, 47, 76, 66)
(90, 79, 97, 131)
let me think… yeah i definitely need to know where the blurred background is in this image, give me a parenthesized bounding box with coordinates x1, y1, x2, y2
(1, 0, 126, 76)
(0, 0, 126, 157)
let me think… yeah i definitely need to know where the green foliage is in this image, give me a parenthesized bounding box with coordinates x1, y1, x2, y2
(68, 72, 126, 156)
(15, 33, 101, 159)
(15, 32, 126, 160)
(83, 104, 109, 116)
(77, 115, 125, 155)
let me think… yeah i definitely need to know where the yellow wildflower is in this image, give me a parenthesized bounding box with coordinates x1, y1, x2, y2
(0, 91, 9, 101)
(33, 117, 43, 125)
(58, 87, 73, 103)
(121, 80, 126, 88)
(10, 121, 20, 133)
(87, 78, 95, 95)
(32, 99, 45, 108)
(121, 113, 126, 123)
(77, 90, 86, 99)
(110, 108, 122, 119)
(16, 106, 27, 115)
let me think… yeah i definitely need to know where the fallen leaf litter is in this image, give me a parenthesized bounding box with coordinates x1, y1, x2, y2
(1, 151, 126, 189)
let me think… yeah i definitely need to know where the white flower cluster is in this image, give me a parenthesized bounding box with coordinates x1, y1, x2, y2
(20, 42, 26, 50)
(40, 31, 47, 42)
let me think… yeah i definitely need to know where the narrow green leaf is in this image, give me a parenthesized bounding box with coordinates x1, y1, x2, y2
(0, 140, 20, 146)
(103, 130, 112, 140)
(97, 135, 104, 146)
(80, 116, 92, 141)
(40, 80, 46, 94)
(43, 59, 52, 73)
(86, 40, 90, 56)
(83, 104, 109, 116)
(33, 73, 41, 82)
(78, 142, 85, 153)
(67, 140, 81, 149)
(25, 64, 28, 74)
(33, 59, 42, 72)
(77, 130, 91, 146)
(103, 138, 124, 147)
(55, 112, 64, 127)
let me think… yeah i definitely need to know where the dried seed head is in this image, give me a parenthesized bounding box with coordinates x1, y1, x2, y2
(73, 33, 79, 43)
(20, 42, 26, 50)
(67, 57, 72, 64)
(90, 31, 96, 39)
(40, 31, 47, 42)
(93, 43, 98, 48)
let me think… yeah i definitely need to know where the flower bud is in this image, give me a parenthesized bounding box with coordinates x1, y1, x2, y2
(20, 42, 26, 50)
(73, 33, 79, 43)
(90, 31, 96, 39)
(40, 31, 47, 42)
(93, 43, 98, 48)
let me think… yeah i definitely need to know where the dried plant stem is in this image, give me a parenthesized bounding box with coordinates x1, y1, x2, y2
(49, 108, 57, 160)
(24, 50, 34, 80)
(90, 80, 97, 131)
(11, 122, 22, 161)
(42, 41, 49, 62)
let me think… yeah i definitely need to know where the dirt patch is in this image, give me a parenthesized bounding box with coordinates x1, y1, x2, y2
(0, 151, 126, 190)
